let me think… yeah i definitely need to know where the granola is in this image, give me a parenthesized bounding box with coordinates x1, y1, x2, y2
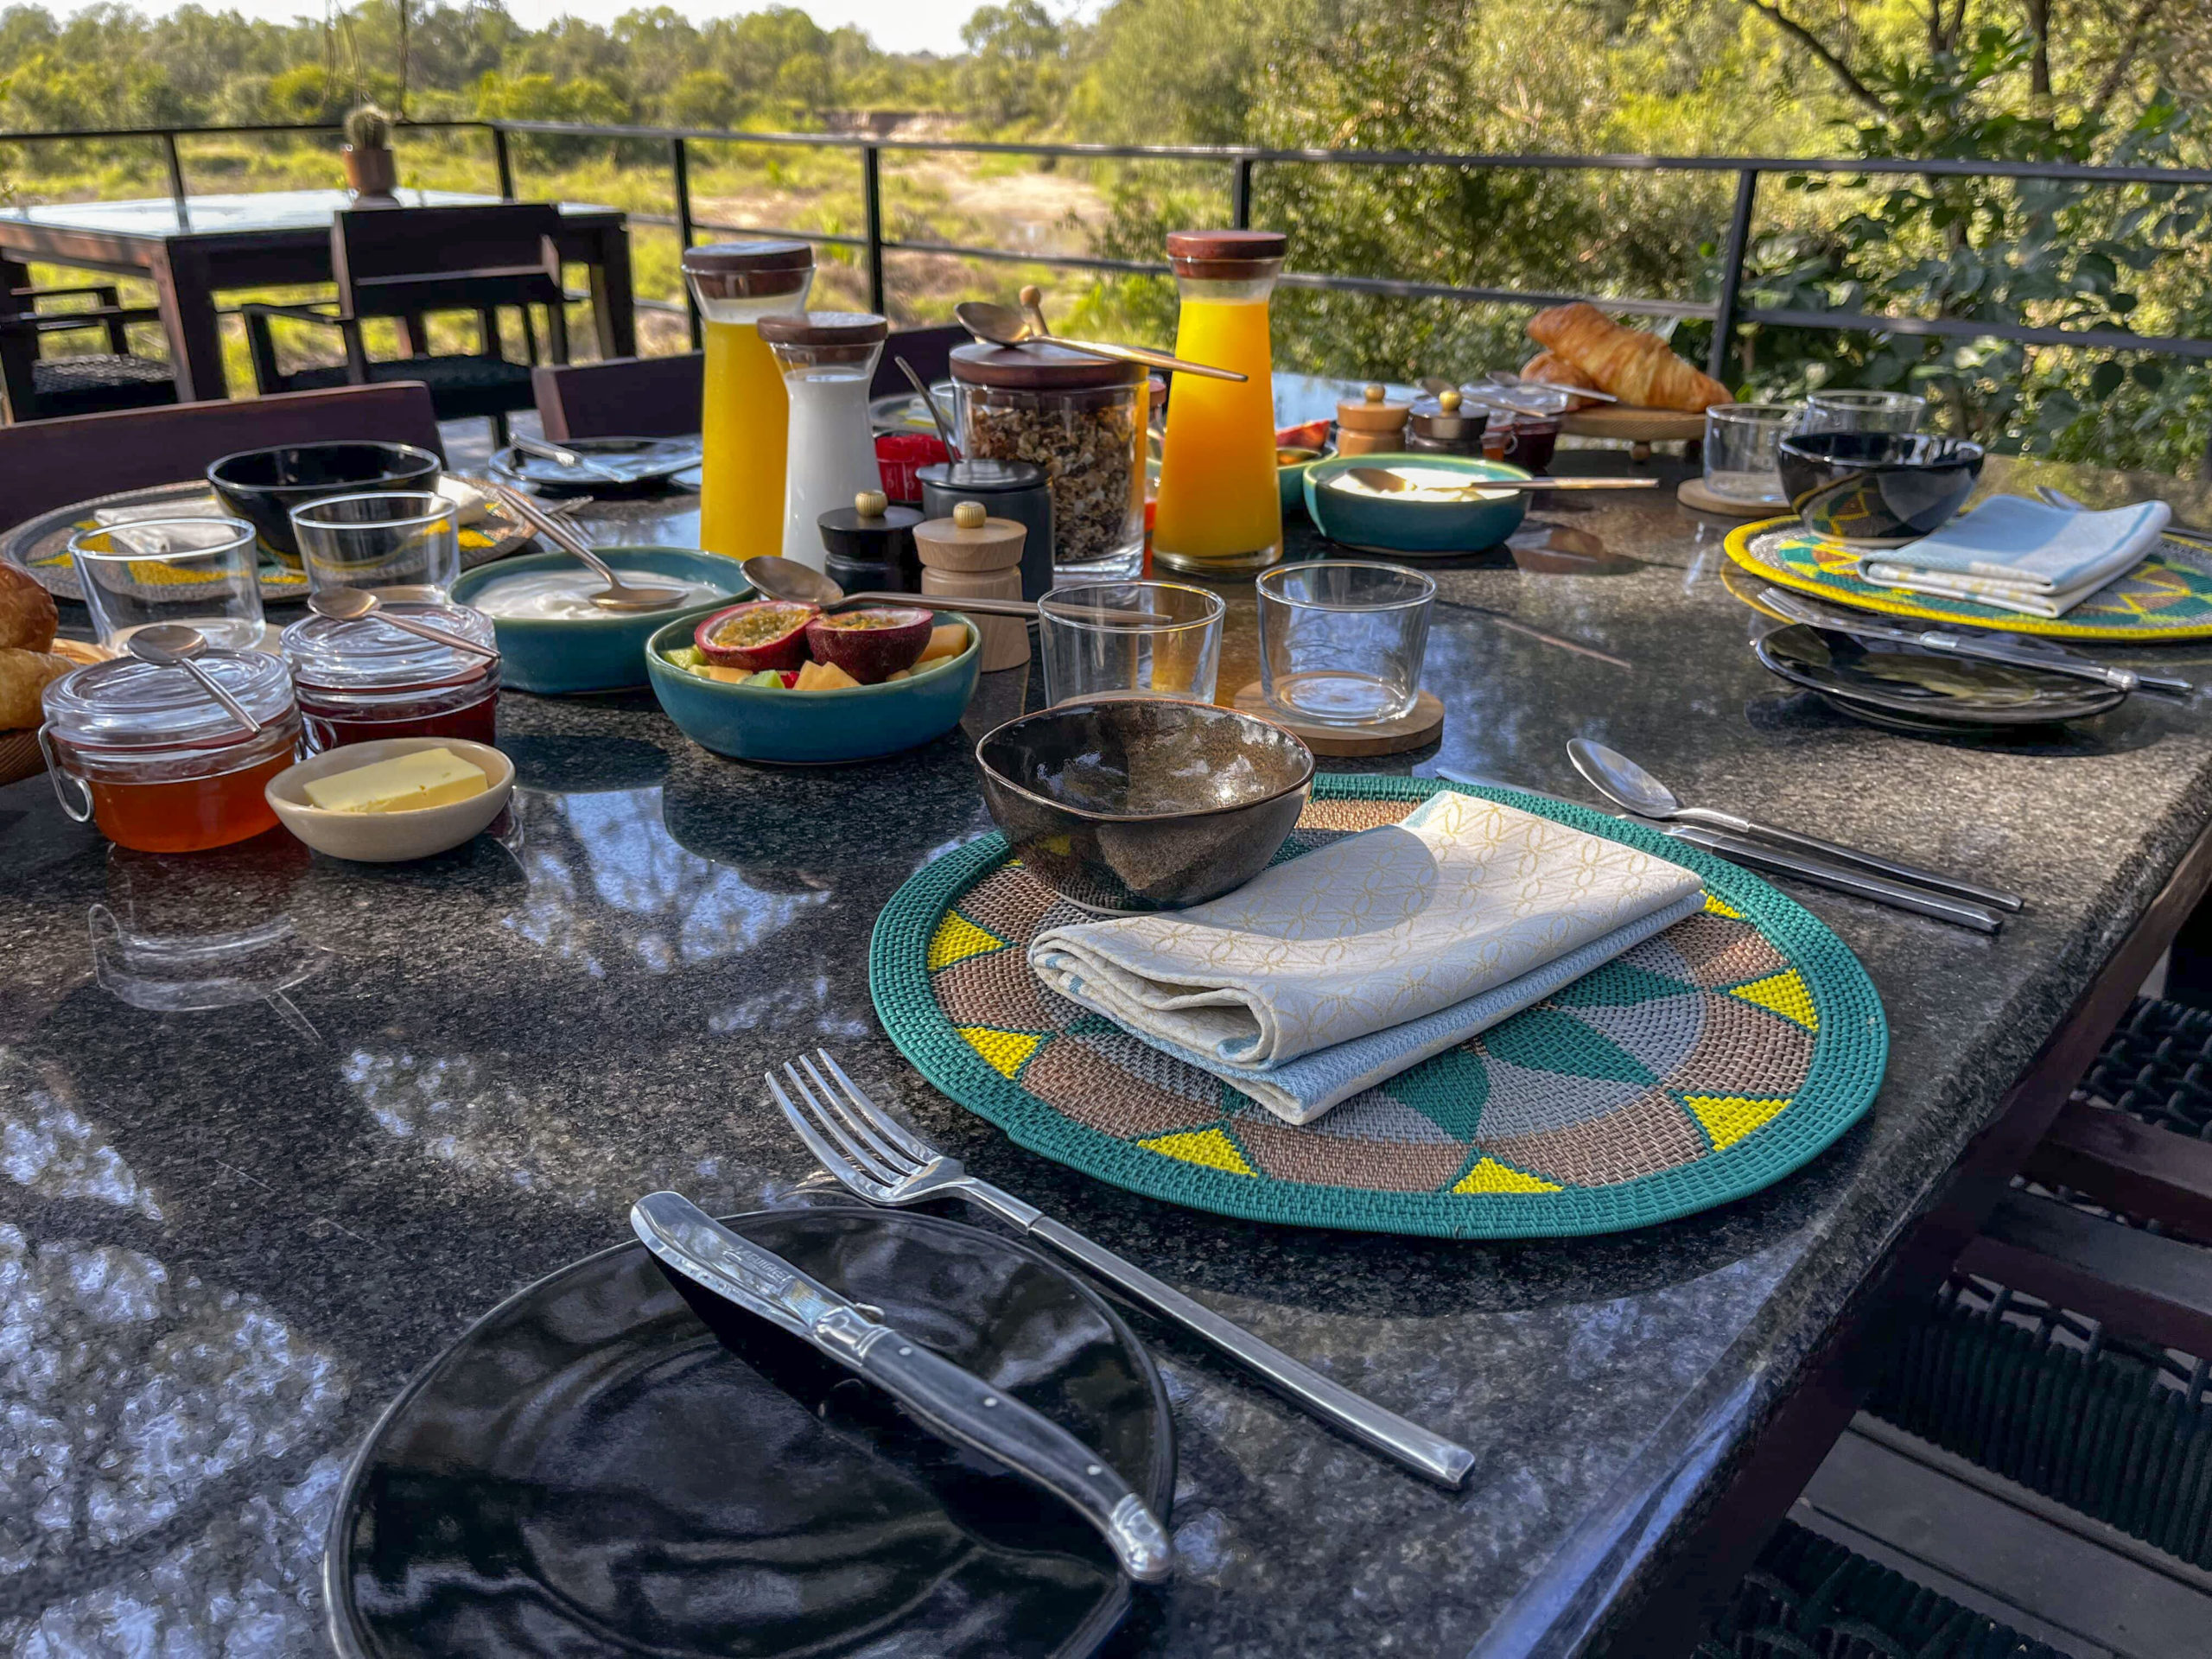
(963, 390, 1144, 568)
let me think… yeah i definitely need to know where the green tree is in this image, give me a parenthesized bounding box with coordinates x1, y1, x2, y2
(959, 0, 1065, 129)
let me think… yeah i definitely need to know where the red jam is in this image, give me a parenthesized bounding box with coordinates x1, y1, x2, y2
(296, 683, 499, 753)
(280, 601, 501, 758)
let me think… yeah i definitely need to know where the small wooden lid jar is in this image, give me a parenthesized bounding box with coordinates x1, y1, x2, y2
(1335, 382, 1411, 456)
(913, 501, 1030, 671)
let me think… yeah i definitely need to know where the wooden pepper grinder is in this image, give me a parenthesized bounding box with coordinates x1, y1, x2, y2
(1335, 382, 1411, 456)
(914, 500, 1030, 671)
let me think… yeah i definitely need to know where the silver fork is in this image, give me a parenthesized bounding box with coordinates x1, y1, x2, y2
(770, 1049, 1478, 1490)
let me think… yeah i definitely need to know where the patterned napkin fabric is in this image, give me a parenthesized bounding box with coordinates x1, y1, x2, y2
(1029, 791, 1706, 1124)
(1858, 495, 2171, 619)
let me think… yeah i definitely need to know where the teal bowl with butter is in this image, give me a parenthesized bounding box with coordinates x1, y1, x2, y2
(451, 547, 746, 694)
(1303, 453, 1529, 554)
(644, 611, 982, 765)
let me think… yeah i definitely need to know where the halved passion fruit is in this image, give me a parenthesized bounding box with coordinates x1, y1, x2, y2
(804, 606, 934, 683)
(696, 599, 819, 670)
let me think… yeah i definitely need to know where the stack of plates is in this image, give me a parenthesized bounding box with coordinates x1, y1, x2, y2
(1756, 623, 2126, 734)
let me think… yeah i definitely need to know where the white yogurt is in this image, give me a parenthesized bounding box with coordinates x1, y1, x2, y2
(471, 568, 732, 621)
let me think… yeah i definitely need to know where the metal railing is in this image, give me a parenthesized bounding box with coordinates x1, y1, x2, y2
(3, 117, 2209, 378)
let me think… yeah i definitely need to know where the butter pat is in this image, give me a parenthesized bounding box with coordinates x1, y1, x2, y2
(304, 747, 488, 814)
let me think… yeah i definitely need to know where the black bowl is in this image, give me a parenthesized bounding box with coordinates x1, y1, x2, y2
(1776, 429, 1983, 547)
(207, 441, 442, 562)
(976, 698, 1314, 912)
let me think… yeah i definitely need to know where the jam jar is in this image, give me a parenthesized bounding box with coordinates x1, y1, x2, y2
(39, 651, 302, 853)
(282, 601, 500, 753)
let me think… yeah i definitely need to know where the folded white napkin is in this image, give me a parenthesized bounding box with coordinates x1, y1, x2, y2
(1859, 495, 2171, 618)
(1029, 791, 1706, 1124)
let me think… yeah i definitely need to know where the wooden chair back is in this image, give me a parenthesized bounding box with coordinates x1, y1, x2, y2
(0, 382, 444, 526)
(870, 325, 965, 398)
(533, 353, 702, 441)
(333, 204, 567, 321)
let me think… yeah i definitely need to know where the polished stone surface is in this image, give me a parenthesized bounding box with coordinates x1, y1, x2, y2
(6, 454, 2211, 1657)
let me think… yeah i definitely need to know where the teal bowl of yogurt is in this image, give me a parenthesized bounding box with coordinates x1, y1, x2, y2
(451, 547, 746, 694)
(1303, 453, 1529, 554)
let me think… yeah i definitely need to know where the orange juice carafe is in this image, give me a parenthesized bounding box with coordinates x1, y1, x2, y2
(1151, 230, 1287, 576)
(683, 241, 815, 562)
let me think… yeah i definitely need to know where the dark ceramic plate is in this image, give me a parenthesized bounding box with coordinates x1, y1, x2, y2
(490, 436, 705, 496)
(325, 1206, 1175, 1659)
(1755, 622, 2126, 731)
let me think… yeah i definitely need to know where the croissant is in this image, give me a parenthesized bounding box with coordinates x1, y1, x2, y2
(1527, 302, 1731, 411)
(1519, 352, 1600, 410)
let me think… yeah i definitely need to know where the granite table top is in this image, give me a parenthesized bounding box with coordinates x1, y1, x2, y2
(6, 453, 2212, 1657)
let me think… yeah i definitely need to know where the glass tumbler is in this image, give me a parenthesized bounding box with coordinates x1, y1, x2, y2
(67, 517, 264, 652)
(1257, 561, 1434, 724)
(290, 491, 460, 597)
(1702, 404, 1801, 505)
(1798, 390, 1925, 435)
(1039, 581, 1224, 705)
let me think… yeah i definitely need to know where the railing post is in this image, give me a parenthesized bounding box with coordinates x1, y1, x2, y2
(862, 143, 886, 316)
(492, 125, 515, 200)
(671, 136, 702, 349)
(1232, 156, 1254, 229)
(1707, 167, 1759, 385)
(162, 130, 188, 220)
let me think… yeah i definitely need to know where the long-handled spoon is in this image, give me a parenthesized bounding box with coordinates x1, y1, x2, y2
(1567, 737, 2024, 912)
(125, 624, 263, 734)
(1346, 467, 1657, 495)
(740, 554, 1039, 620)
(308, 588, 504, 657)
(955, 298, 1249, 383)
(895, 355, 959, 459)
(489, 484, 690, 612)
(1487, 367, 1618, 404)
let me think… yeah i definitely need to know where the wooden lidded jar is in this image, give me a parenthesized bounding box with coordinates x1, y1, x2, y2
(913, 500, 1030, 671)
(1335, 382, 1411, 456)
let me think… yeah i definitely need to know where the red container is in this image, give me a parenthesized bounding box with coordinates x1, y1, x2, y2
(874, 433, 950, 505)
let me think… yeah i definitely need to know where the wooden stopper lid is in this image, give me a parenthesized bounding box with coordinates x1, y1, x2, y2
(1338, 381, 1411, 432)
(855, 489, 887, 518)
(914, 510, 1025, 573)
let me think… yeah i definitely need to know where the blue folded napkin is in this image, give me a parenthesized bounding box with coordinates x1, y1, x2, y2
(1859, 495, 2171, 618)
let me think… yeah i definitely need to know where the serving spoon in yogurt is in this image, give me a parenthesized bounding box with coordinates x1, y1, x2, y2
(490, 484, 692, 612)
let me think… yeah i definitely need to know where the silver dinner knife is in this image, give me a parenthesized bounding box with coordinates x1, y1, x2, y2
(629, 1192, 1174, 1584)
(1759, 587, 2191, 696)
(1660, 824, 2005, 933)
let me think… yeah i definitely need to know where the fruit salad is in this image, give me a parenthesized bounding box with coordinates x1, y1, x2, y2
(666, 604, 971, 690)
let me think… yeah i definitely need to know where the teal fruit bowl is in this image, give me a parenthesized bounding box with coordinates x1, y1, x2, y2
(1278, 447, 1328, 516)
(1303, 453, 1529, 554)
(451, 547, 746, 694)
(645, 612, 982, 765)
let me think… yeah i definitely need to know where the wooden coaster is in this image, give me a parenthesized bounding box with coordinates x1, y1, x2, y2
(1677, 477, 1784, 518)
(1232, 683, 1444, 756)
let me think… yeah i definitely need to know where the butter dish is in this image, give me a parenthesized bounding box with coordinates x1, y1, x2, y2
(267, 737, 512, 861)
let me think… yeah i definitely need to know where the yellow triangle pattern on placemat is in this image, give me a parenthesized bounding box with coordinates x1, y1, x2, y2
(928, 911, 1004, 971)
(1138, 1128, 1257, 1177)
(956, 1027, 1042, 1078)
(1452, 1156, 1563, 1195)
(1685, 1094, 1789, 1151)
(1728, 969, 1817, 1030)
(1703, 893, 1743, 920)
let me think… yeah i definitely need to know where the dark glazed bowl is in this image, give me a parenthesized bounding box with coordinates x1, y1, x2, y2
(208, 442, 443, 562)
(976, 697, 1315, 912)
(1777, 429, 1983, 548)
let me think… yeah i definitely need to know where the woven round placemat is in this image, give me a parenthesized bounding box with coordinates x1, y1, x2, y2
(871, 776, 1887, 1238)
(1726, 517, 2212, 641)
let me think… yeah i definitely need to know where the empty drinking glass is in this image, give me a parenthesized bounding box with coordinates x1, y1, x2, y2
(1039, 581, 1224, 705)
(1799, 390, 1925, 435)
(68, 517, 264, 652)
(1702, 404, 1801, 504)
(1257, 561, 1434, 724)
(290, 491, 460, 597)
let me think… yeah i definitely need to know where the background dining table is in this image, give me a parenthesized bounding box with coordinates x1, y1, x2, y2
(0, 189, 636, 403)
(5, 450, 2212, 1656)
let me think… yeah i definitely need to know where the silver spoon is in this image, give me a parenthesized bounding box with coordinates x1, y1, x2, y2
(954, 299, 1248, 383)
(512, 433, 628, 484)
(308, 588, 504, 658)
(1488, 367, 1618, 404)
(489, 484, 690, 612)
(740, 555, 1039, 620)
(896, 354, 959, 459)
(125, 624, 263, 734)
(1345, 466, 1657, 495)
(1566, 737, 2024, 912)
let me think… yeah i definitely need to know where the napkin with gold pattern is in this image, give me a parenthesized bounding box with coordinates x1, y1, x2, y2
(1029, 790, 1705, 1124)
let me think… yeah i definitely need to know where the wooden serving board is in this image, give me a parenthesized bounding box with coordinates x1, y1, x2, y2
(1231, 683, 1444, 756)
(1560, 405, 1708, 442)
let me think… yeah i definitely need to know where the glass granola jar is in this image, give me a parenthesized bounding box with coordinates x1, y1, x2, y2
(949, 341, 1146, 582)
(281, 601, 500, 753)
(40, 651, 302, 853)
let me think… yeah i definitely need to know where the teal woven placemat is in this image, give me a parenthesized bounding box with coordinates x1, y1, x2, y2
(870, 776, 1888, 1238)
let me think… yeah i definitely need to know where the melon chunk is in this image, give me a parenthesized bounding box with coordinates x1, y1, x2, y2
(793, 659, 861, 691)
(916, 623, 969, 665)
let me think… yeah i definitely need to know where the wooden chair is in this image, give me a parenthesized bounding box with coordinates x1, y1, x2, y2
(243, 204, 579, 445)
(531, 326, 968, 443)
(0, 382, 443, 528)
(0, 283, 177, 423)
